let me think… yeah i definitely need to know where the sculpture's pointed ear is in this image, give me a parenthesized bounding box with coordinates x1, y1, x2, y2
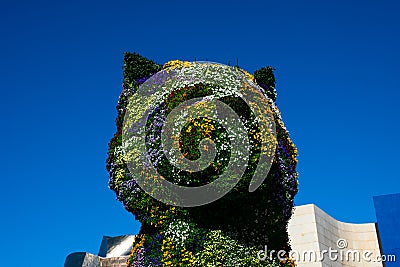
(253, 66, 277, 102)
(123, 52, 162, 89)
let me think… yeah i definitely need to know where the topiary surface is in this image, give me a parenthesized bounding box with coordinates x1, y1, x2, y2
(106, 53, 298, 267)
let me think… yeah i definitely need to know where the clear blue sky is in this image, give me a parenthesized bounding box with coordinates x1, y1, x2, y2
(1, 0, 399, 266)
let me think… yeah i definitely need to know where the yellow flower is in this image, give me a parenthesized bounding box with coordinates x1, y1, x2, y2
(241, 69, 256, 83)
(163, 60, 192, 70)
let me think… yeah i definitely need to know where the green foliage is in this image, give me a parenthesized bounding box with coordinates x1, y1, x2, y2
(253, 66, 277, 102)
(192, 230, 281, 267)
(123, 52, 162, 89)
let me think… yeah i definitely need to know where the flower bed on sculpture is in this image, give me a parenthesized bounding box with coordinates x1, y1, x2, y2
(106, 53, 298, 266)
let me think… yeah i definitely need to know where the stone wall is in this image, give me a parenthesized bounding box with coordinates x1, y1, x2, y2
(288, 204, 383, 267)
(65, 235, 133, 267)
(64, 253, 129, 267)
(100, 256, 129, 267)
(64, 252, 100, 267)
